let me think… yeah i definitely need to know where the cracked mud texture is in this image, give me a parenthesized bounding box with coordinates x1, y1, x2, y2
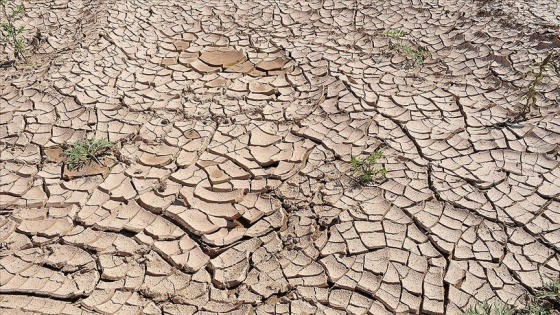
(1, 0, 560, 314)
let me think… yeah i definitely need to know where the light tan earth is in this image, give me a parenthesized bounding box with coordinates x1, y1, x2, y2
(1, 0, 560, 314)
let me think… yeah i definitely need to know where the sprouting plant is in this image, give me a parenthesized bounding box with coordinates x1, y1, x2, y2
(464, 280, 560, 315)
(382, 29, 408, 39)
(391, 42, 428, 67)
(490, 302, 514, 315)
(350, 150, 387, 185)
(516, 52, 556, 120)
(519, 303, 551, 315)
(517, 280, 560, 315)
(537, 281, 560, 300)
(383, 28, 428, 68)
(463, 302, 490, 315)
(1, 0, 26, 60)
(63, 138, 114, 170)
(462, 301, 514, 315)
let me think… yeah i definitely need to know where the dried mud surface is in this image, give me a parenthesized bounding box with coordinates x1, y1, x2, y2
(1, 0, 560, 314)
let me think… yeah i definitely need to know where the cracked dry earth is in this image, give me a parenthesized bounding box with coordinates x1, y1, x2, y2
(1, 0, 560, 314)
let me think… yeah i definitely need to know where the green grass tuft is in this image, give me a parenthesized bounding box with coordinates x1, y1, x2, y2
(537, 280, 560, 300)
(463, 280, 560, 315)
(520, 303, 551, 315)
(63, 138, 114, 170)
(382, 28, 428, 68)
(390, 42, 428, 67)
(1, 0, 26, 60)
(382, 29, 408, 39)
(350, 150, 387, 185)
(463, 301, 514, 315)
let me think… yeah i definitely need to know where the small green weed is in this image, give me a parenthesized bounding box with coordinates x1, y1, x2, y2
(516, 52, 556, 120)
(519, 280, 560, 315)
(519, 304, 551, 315)
(63, 138, 114, 170)
(537, 280, 560, 300)
(350, 151, 387, 185)
(383, 28, 428, 68)
(463, 280, 560, 315)
(391, 42, 428, 67)
(382, 29, 408, 39)
(1, 0, 26, 60)
(463, 301, 514, 315)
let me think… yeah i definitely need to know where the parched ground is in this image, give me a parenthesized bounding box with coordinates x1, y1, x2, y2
(1, 0, 560, 314)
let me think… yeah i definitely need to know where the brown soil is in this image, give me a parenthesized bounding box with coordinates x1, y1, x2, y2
(1, 0, 560, 314)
